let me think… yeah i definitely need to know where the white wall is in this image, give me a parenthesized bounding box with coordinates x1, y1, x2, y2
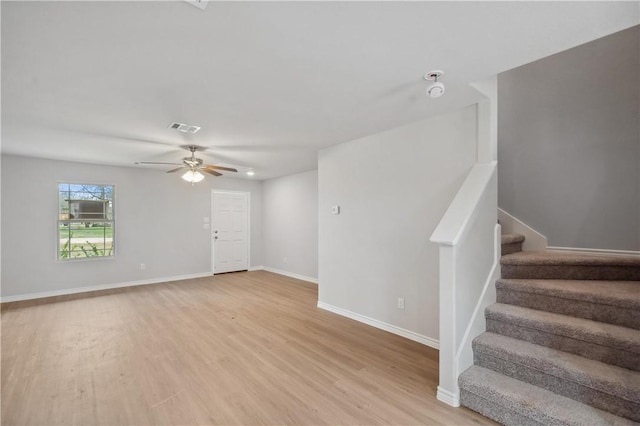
(0, 154, 263, 299)
(262, 170, 318, 280)
(499, 25, 640, 251)
(318, 105, 477, 342)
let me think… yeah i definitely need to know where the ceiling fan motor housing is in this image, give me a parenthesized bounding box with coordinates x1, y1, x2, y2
(184, 157, 203, 167)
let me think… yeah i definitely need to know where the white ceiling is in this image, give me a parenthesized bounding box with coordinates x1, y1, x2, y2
(2, 1, 638, 180)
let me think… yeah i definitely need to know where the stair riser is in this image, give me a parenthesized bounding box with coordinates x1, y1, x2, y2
(496, 289, 640, 330)
(501, 242, 523, 256)
(474, 352, 639, 422)
(460, 390, 543, 426)
(486, 318, 640, 372)
(501, 264, 640, 281)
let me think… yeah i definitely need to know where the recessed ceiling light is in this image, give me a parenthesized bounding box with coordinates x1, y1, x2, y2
(246, 170, 255, 176)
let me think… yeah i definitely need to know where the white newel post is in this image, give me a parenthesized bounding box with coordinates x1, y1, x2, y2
(436, 244, 460, 406)
(431, 77, 498, 408)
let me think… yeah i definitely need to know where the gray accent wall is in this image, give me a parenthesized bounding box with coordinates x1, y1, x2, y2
(0, 155, 263, 298)
(498, 25, 640, 251)
(318, 105, 477, 341)
(262, 170, 318, 279)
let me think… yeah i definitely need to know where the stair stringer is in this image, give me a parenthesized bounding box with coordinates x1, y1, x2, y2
(498, 208, 547, 252)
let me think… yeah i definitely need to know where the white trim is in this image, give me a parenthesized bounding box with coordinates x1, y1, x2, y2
(547, 246, 640, 257)
(0, 272, 213, 303)
(497, 208, 547, 252)
(56, 182, 116, 262)
(316, 301, 439, 350)
(430, 162, 497, 246)
(437, 386, 461, 407)
(261, 267, 318, 284)
(248, 266, 264, 272)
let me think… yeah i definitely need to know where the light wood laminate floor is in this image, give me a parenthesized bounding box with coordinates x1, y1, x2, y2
(1, 271, 495, 425)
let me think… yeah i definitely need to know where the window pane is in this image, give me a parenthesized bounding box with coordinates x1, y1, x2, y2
(58, 183, 114, 260)
(59, 223, 114, 259)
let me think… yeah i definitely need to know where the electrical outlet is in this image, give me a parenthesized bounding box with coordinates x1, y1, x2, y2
(284, 257, 288, 264)
(397, 297, 405, 310)
(140, 263, 146, 270)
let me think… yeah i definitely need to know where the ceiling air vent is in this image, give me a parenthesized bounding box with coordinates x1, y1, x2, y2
(169, 122, 201, 134)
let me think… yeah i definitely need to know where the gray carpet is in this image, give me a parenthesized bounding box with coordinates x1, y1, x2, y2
(460, 366, 637, 426)
(501, 251, 640, 280)
(458, 234, 640, 425)
(501, 234, 525, 255)
(496, 279, 640, 329)
(473, 332, 640, 421)
(486, 304, 640, 371)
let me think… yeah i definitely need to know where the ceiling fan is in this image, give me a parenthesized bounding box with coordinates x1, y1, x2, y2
(137, 145, 238, 183)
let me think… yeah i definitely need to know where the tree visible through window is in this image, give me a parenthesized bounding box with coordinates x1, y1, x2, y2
(58, 183, 114, 260)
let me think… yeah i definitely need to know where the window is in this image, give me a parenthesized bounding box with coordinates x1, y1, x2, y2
(58, 183, 114, 260)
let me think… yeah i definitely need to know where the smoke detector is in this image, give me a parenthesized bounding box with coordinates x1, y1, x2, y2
(169, 122, 201, 133)
(424, 70, 445, 98)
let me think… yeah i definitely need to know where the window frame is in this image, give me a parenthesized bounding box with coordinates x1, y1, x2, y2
(56, 181, 116, 262)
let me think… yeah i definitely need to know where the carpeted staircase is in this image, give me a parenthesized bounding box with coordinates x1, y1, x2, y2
(459, 233, 640, 425)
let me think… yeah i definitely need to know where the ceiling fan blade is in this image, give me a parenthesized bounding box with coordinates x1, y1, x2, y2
(205, 165, 238, 173)
(138, 161, 183, 165)
(201, 168, 223, 177)
(166, 167, 185, 173)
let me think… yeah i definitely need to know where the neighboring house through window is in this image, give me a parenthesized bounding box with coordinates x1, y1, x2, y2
(58, 183, 114, 260)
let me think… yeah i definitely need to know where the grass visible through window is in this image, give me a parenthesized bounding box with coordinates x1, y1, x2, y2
(58, 183, 114, 260)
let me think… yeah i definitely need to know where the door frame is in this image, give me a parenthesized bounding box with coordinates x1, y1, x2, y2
(211, 189, 251, 274)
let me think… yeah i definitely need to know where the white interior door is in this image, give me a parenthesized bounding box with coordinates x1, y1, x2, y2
(212, 190, 249, 274)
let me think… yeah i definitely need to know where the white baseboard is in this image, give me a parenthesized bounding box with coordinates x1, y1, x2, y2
(498, 208, 547, 252)
(316, 301, 439, 350)
(256, 266, 318, 284)
(547, 246, 640, 257)
(437, 386, 460, 407)
(0, 272, 213, 303)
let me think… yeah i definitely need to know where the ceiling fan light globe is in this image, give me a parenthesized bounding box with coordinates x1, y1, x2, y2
(182, 170, 205, 183)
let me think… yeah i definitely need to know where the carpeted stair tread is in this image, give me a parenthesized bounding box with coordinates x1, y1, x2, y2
(486, 303, 640, 371)
(496, 279, 640, 310)
(501, 233, 525, 245)
(501, 233, 526, 255)
(486, 303, 640, 354)
(459, 366, 636, 426)
(501, 251, 640, 280)
(473, 333, 640, 419)
(496, 279, 640, 329)
(502, 251, 640, 266)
